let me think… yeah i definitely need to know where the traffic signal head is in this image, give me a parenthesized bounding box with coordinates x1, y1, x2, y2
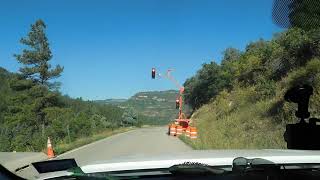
(176, 99, 180, 109)
(151, 68, 156, 79)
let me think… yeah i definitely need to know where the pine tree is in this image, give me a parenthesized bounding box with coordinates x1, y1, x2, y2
(14, 19, 64, 138)
(14, 19, 63, 87)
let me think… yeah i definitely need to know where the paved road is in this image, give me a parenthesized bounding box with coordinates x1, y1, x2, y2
(16, 126, 191, 179)
(58, 126, 192, 165)
(0, 152, 46, 172)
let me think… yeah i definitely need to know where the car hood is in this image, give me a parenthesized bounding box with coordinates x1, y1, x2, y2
(36, 149, 320, 179)
(81, 149, 320, 173)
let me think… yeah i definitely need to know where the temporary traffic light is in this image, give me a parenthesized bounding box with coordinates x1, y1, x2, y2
(151, 68, 156, 79)
(176, 99, 180, 109)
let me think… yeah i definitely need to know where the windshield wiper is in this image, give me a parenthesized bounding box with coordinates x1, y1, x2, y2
(169, 162, 226, 176)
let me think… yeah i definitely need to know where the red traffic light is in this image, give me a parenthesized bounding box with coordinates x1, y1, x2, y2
(151, 68, 156, 79)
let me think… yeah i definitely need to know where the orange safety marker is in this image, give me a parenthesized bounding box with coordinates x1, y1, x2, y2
(176, 125, 183, 136)
(190, 127, 198, 139)
(47, 137, 55, 159)
(185, 127, 191, 137)
(169, 124, 177, 136)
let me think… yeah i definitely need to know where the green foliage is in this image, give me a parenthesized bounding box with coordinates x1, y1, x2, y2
(0, 20, 127, 152)
(289, 0, 320, 31)
(121, 107, 138, 126)
(221, 47, 241, 65)
(183, 6, 320, 149)
(7, 19, 65, 146)
(14, 19, 63, 87)
(181, 97, 286, 149)
(184, 62, 232, 109)
(272, 28, 313, 77)
(0, 68, 10, 124)
(185, 26, 320, 111)
(272, 58, 320, 124)
(0, 68, 127, 152)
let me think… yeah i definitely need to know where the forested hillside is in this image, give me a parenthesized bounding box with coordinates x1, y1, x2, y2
(0, 64, 137, 152)
(0, 20, 141, 152)
(182, 0, 320, 149)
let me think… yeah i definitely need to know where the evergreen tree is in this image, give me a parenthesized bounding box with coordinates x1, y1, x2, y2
(14, 19, 63, 87)
(13, 19, 64, 137)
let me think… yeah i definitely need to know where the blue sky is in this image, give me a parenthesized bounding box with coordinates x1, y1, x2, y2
(0, 0, 282, 100)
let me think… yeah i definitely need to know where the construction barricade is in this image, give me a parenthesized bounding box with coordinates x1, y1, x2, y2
(190, 127, 198, 139)
(169, 124, 177, 136)
(185, 127, 191, 137)
(176, 125, 183, 136)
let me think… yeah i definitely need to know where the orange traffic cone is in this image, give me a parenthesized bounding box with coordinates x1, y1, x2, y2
(47, 137, 55, 159)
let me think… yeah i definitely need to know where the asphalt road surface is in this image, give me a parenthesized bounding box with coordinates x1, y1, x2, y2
(58, 126, 192, 165)
(16, 126, 192, 179)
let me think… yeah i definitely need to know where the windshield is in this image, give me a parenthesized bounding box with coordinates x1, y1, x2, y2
(1, 0, 320, 179)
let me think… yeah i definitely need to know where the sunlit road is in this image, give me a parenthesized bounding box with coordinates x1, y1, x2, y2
(16, 127, 192, 179)
(57, 126, 192, 165)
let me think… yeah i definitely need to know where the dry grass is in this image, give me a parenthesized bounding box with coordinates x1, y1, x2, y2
(180, 88, 287, 149)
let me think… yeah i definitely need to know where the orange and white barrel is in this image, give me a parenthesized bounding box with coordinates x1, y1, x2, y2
(169, 124, 177, 136)
(185, 127, 191, 137)
(190, 127, 197, 139)
(176, 125, 183, 136)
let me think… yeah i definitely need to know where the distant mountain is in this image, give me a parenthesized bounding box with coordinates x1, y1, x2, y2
(130, 90, 178, 102)
(96, 90, 186, 125)
(94, 99, 127, 105)
(126, 90, 179, 124)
